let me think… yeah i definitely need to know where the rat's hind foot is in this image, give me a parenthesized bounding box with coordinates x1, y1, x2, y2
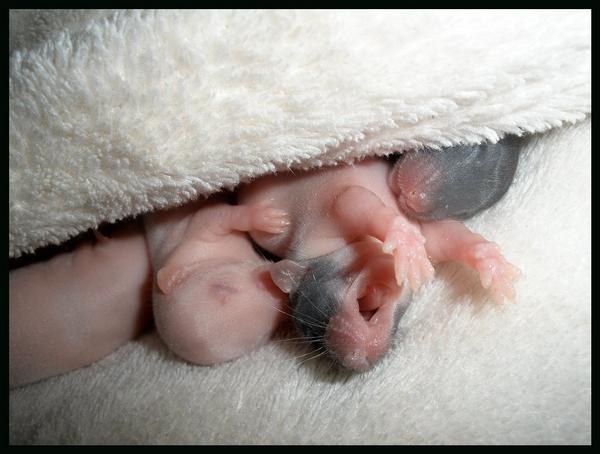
(382, 217, 435, 292)
(465, 241, 521, 303)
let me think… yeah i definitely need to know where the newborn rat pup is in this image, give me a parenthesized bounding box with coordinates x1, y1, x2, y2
(143, 197, 288, 366)
(9, 140, 521, 386)
(389, 137, 521, 300)
(238, 151, 520, 371)
(238, 158, 435, 371)
(9, 198, 288, 388)
(389, 136, 521, 221)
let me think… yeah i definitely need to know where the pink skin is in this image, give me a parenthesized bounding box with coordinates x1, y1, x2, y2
(144, 199, 288, 366)
(239, 157, 519, 370)
(239, 158, 433, 370)
(388, 159, 520, 303)
(9, 155, 519, 385)
(9, 222, 153, 388)
(9, 199, 289, 388)
(388, 151, 442, 216)
(419, 220, 520, 304)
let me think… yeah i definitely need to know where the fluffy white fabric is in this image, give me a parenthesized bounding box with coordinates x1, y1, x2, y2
(9, 9, 590, 258)
(9, 9, 590, 445)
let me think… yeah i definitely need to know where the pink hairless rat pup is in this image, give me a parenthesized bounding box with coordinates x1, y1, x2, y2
(10, 197, 290, 388)
(143, 196, 290, 366)
(238, 136, 521, 371)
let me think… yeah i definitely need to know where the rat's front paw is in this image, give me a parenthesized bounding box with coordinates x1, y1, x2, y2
(466, 242, 521, 303)
(248, 201, 290, 234)
(382, 217, 435, 292)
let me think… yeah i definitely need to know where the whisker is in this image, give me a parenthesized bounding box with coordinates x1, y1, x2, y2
(278, 338, 324, 346)
(323, 357, 336, 375)
(268, 304, 326, 330)
(293, 284, 330, 325)
(258, 292, 326, 328)
(272, 335, 325, 344)
(250, 267, 330, 330)
(297, 348, 328, 366)
(294, 346, 325, 360)
(287, 310, 328, 330)
(293, 314, 328, 330)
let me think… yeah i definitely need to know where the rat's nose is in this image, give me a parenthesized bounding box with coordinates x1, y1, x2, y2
(326, 307, 390, 372)
(342, 350, 370, 371)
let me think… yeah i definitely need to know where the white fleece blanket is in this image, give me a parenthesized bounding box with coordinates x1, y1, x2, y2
(9, 10, 590, 444)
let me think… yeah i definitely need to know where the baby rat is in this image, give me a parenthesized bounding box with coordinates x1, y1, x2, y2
(389, 136, 521, 221)
(10, 198, 289, 387)
(389, 137, 521, 300)
(238, 159, 436, 371)
(238, 154, 519, 371)
(9, 222, 153, 388)
(144, 198, 289, 366)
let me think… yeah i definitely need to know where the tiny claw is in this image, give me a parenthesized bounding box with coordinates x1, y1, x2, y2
(480, 270, 493, 289)
(383, 216, 433, 293)
(393, 252, 406, 287)
(493, 278, 516, 304)
(466, 241, 520, 305)
(504, 285, 516, 301)
(421, 261, 435, 282)
(490, 291, 506, 305)
(408, 270, 422, 293)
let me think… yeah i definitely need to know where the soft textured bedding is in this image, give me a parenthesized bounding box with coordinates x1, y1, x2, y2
(9, 9, 590, 444)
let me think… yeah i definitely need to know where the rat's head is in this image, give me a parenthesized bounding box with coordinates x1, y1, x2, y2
(388, 151, 445, 220)
(270, 239, 411, 371)
(389, 141, 520, 221)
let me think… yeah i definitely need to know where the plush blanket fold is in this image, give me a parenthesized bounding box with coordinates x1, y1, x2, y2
(9, 9, 590, 258)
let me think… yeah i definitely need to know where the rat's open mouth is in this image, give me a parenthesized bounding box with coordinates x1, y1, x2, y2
(323, 258, 403, 371)
(358, 282, 393, 322)
(360, 309, 377, 322)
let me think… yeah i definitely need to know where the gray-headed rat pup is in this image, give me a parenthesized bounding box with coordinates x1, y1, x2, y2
(389, 135, 521, 221)
(239, 138, 520, 371)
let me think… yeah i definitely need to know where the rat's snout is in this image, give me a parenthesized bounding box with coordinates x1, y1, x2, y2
(325, 282, 401, 371)
(322, 255, 405, 371)
(286, 244, 409, 372)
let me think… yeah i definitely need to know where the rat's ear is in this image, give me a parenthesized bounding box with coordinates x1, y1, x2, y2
(269, 259, 307, 294)
(156, 264, 181, 295)
(156, 262, 201, 295)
